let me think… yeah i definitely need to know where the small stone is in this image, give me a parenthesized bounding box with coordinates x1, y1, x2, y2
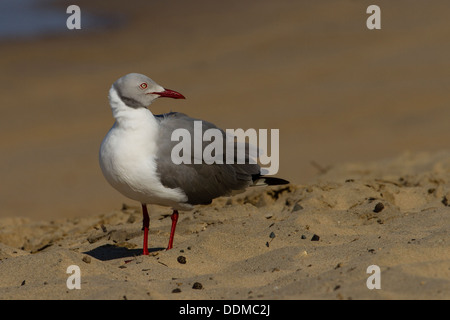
(192, 282, 203, 290)
(21, 280, 26, 286)
(177, 256, 187, 264)
(301, 235, 307, 239)
(269, 232, 276, 239)
(292, 203, 304, 212)
(311, 234, 320, 241)
(172, 288, 182, 293)
(373, 202, 385, 213)
(442, 196, 449, 207)
(300, 250, 308, 257)
(82, 256, 91, 264)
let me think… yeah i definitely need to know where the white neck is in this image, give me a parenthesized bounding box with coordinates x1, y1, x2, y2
(108, 86, 158, 129)
(100, 86, 188, 208)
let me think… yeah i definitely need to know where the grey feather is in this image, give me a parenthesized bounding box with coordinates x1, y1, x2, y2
(154, 112, 261, 205)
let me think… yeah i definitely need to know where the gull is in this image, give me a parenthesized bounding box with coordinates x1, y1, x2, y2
(99, 73, 289, 255)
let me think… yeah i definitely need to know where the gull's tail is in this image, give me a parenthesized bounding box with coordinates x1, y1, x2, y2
(252, 174, 290, 186)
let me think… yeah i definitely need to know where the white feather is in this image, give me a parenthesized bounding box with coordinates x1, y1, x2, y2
(99, 86, 190, 209)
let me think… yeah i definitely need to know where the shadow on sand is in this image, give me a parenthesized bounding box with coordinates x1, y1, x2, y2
(84, 244, 164, 261)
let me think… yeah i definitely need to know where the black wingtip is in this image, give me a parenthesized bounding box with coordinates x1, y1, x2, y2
(263, 177, 290, 186)
(251, 174, 290, 186)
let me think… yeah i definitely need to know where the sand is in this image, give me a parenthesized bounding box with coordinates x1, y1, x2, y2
(0, 151, 449, 299)
(0, 0, 450, 300)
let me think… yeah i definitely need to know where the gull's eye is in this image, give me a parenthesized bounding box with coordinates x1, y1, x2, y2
(139, 82, 148, 90)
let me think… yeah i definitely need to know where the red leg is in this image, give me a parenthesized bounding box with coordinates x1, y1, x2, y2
(141, 203, 149, 255)
(166, 210, 179, 250)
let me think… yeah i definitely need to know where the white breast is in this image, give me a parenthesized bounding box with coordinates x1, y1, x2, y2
(99, 87, 188, 208)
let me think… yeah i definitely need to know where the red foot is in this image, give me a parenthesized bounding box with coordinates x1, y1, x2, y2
(142, 204, 150, 255)
(166, 210, 179, 250)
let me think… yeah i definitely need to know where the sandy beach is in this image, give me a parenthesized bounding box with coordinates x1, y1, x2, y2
(1, 151, 449, 299)
(0, 0, 449, 300)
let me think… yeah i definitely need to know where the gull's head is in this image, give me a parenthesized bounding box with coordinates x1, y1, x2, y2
(111, 73, 185, 109)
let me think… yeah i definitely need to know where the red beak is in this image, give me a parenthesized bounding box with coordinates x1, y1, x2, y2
(152, 88, 186, 99)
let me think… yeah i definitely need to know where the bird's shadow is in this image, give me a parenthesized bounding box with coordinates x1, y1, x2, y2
(83, 244, 164, 261)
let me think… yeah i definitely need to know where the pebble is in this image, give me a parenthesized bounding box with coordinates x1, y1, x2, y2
(82, 256, 91, 264)
(373, 202, 385, 213)
(311, 234, 320, 241)
(292, 203, 304, 212)
(192, 282, 203, 290)
(177, 256, 187, 264)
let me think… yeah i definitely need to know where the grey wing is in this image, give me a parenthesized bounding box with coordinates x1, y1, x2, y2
(154, 112, 260, 205)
